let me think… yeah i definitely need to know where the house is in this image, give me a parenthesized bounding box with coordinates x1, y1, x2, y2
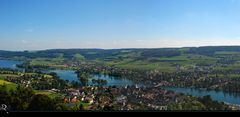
(84, 97, 94, 104)
(68, 89, 80, 96)
(64, 97, 70, 103)
(115, 95, 127, 106)
(51, 88, 60, 92)
(71, 96, 78, 103)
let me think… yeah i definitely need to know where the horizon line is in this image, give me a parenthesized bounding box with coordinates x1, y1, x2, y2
(1, 45, 240, 52)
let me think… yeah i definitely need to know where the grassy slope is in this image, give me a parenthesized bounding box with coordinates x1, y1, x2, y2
(35, 90, 64, 99)
(0, 79, 18, 91)
(0, 75, 4, 80)
(103, 53, 218, 72)
(30, 57, 66, 68)
(21, 50, 240, 72)
(214, 51, 240, 55)
(213, 51, 240, 70)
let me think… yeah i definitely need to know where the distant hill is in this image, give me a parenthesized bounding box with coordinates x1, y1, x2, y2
(1, 46, 240, 60)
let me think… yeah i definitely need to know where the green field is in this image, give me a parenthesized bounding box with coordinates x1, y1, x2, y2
(101, 53, 219, 72)
(35, 90, 64, 99)
(0, 75, 5, 80)
(65, 101, 91, 110)
(0, 80, 18, 91)
(30, 57, 66, 68)
(214, 51, 240, 55)
(4, 47, 240, 73)
(24, 50, 240, 72)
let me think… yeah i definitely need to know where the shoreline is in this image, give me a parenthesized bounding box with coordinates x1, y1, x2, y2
(224, 102, 240, 110)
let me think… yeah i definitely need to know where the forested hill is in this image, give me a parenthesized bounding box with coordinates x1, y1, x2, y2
(1, 46, 240, 60)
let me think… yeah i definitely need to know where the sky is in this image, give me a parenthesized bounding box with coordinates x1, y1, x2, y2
(1, 0, 240, 50)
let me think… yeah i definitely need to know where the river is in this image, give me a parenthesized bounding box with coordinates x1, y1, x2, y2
(163, 87, 240, 105)
(52, 70, 137, 87)
(1, 59, 240, 105)
(0, 60, 23, 69)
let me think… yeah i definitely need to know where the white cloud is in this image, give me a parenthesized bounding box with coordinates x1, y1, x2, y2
(24, 29, 34, 32)
(21, 40, 28, 44)
(3, 36, 240, 51)
(136, 39, 144, 42)
(23, 22, 38, 33)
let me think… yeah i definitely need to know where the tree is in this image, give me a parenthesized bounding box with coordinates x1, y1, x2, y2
(197, 95, 228, 110)
(0, 84, 9, 105)
(9, 86, 34, 110)
(49, 72, 58, 78)
(73, 53, 85, 61)
(78, 72, 90, 86)
(79, 104, 84, 110)
(28, 94, 55, 111)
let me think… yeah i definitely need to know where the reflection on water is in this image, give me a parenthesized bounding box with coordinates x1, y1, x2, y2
(52, 70, 78, 82)
(91, 73, 135, 86)
(1, 59, 240, 105)
(52, 70, 139, 87)
(0, 60, 23, 69)
(162, 86, 240, 105)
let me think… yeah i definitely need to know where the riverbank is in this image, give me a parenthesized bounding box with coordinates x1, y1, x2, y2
(1, 59, 240, 110)
(224, 102, 240, 110)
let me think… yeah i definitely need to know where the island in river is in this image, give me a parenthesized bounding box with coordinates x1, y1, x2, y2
(1, 47, 240, 111)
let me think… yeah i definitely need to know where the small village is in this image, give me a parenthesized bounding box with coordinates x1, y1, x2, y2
(58, 86, 189, 110)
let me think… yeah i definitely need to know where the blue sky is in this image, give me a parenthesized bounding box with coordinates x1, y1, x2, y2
(1, 0, 240, 50)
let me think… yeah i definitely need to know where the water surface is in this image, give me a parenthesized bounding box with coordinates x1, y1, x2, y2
(0, 60, 23, 69)
(163, 86, 240, 105)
